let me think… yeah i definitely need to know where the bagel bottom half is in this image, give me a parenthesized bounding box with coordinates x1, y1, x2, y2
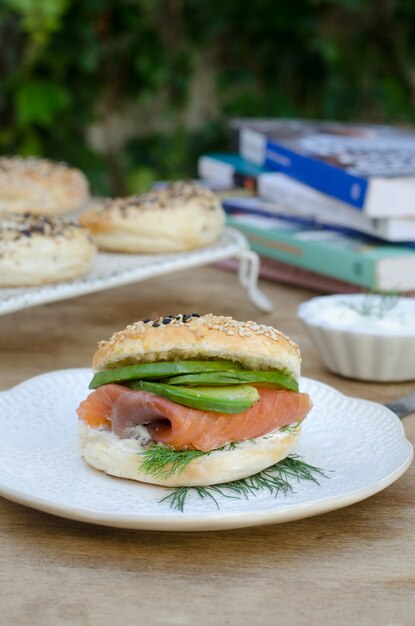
(78, 421, 302, 487)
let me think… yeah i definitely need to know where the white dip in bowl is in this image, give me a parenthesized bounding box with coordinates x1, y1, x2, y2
(297, 294, 415, 382)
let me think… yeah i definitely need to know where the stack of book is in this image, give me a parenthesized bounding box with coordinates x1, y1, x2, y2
(198, 119, 415, 293)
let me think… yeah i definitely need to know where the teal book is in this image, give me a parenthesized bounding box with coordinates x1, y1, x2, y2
(226, 214, 415, 290)
(198, 153, 269, 190)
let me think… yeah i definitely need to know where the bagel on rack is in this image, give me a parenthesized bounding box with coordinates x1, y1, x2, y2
(79, 181, 225, 253)
(0, 156, 90, 216)
(77, 314, 312, 487)
(0, 213, 97, 287)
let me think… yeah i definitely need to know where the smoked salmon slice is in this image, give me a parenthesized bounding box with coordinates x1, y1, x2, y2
(76, 384, 312, 451)
(76, 384, 127, 429)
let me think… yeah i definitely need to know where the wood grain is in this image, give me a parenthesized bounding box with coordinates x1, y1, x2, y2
(0, 266, 414, 626)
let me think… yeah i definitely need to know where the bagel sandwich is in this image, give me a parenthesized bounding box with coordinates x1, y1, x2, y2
(76, 314, 312, 487)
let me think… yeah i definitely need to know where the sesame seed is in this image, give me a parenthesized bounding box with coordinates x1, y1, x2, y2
(0, 157, 88, 202)
(96, 313, 301, 360)
(88, 181, 218, 217)
(0, 212, 83, 245)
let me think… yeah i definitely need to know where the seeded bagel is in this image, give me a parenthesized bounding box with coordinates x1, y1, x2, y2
(93, 313, 301, 378)
(0, 156, 90, 216)
(79, 181, 225, 253)
(0, 213, 96, 286)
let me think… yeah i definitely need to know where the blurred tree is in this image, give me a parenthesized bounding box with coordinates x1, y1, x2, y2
(1, 0, 415, 194)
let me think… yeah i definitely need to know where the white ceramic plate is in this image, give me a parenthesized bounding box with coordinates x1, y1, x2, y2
(0, 369, 412, 531)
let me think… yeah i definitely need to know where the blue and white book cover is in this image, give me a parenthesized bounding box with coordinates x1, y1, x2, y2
(236, 119, 415, 211)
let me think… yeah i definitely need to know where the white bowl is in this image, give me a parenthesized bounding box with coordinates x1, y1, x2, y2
(297, 294, 415, 382)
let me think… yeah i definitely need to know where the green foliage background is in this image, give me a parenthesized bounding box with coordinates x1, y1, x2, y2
(1, 0, 415, 195)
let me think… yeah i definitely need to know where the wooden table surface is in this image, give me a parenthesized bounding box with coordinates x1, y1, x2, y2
(0, 266, 414, 626)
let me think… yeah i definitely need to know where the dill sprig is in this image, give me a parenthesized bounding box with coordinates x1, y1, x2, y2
(139, 441, 242, 480)
(139, 444, 328, 512)
(343, 290, 400, 319)
(139, 444, 209, 480)
(160, 455, 328, 512)
(279, 423, 301, 435)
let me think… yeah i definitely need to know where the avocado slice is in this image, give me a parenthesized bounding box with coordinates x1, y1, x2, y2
(89, 360, 242, 389)
(126, 381, 259, 413)
(162, 370, 298, 392)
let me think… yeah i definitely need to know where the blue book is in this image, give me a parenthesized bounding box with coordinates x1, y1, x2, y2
(233, 118, 415, 217)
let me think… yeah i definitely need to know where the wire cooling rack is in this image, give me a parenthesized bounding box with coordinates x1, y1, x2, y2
(0, 227, 272, 315)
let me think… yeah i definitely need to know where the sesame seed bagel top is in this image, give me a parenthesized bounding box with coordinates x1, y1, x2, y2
(92, 314, 301, 378)
(0, 156, 90, 215)
(0, 212, 85, 242)
(0, 212, 97, 287)
(83, 181, 221, 216)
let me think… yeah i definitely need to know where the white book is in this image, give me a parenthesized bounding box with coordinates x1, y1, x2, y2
(258, 172, 415, 242)
(198, 156, 235, 186)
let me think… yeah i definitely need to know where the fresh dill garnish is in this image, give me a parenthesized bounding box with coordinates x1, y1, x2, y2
(139, 441, 243, 480)
(223, 441, 240, 450)
(280, 423, 300, 435)
(139, 444, 328, 512)
(160, 455, 328, 511)
(139, 444, 209, 480)
(343, 290, 400, 319)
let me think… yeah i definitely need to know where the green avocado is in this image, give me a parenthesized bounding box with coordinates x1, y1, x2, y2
(161, 370, 298, 392)
(125, 381, 260, 413)
(88, 360, 242, 389)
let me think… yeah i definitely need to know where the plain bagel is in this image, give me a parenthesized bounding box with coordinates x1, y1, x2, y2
(78, 421, 302, 487)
